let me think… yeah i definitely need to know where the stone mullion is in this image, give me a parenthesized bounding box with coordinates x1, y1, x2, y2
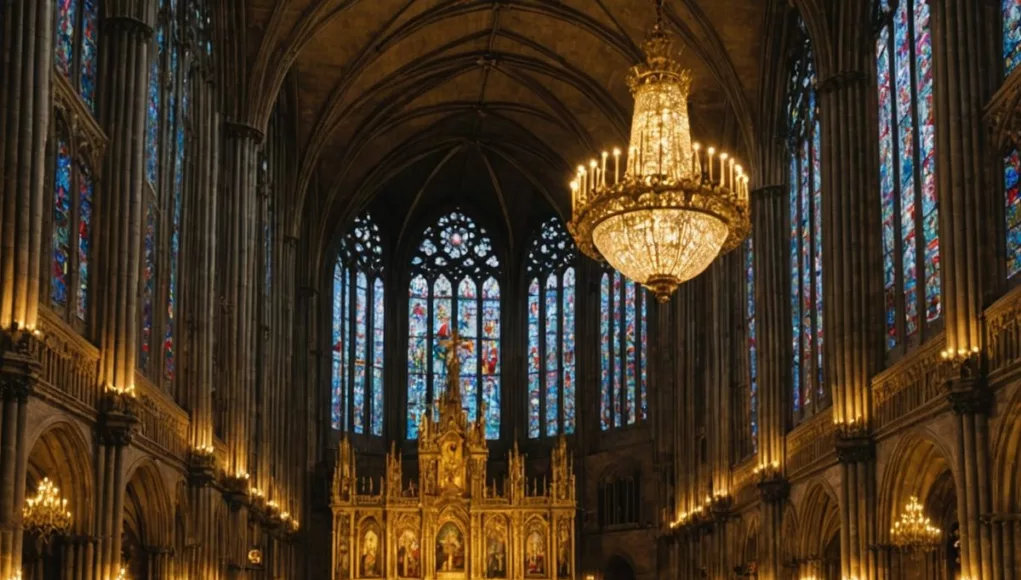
(750, 185, 788, 580)
(0, 0, 52, 331)
(95, 3, 154, 395)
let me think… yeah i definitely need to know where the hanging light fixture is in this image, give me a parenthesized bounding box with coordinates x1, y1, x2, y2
(22, 477, 72, 542)
(890, 496, 941, 552)
(568, 0, 750, 302)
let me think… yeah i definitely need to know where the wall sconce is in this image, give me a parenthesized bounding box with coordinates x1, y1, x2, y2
(940, 346, 979, 361)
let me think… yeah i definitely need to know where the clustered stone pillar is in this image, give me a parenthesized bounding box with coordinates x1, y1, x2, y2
(0, 2, 53, 573)
(817, 65, 881, 580)
(0, 0, 52, 332)
(930, 1, 998, 578)
(750, 185, 789, 580)
(93, 401, 137, 580)
(94, 0, 154, 395)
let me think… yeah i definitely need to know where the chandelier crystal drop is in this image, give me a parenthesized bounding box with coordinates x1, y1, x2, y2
(22, 477, 72, 541)
(567, 3, 750, 302)
(890, 496, 941, 551)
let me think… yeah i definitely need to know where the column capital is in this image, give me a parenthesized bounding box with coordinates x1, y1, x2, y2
(757, 475, 789, 504)
(815, 70, 869, 95)
(225, 121, 265, 144)
(98, 403, 139, 447)
(944, 381, 992, 416)
(834, 430, 875, 464)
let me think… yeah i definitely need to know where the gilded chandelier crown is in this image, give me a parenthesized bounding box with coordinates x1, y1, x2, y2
(568, 2, 750, 302)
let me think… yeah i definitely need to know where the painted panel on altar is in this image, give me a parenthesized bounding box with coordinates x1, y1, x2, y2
(435, 522, 466, 573)
(525, 527, 546, 577)
(397, 529, 421, 578)
(485, 517, 508, 579)
(360, 521, 382, 578)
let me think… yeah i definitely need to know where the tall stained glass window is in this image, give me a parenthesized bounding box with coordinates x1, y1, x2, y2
(525, 218, 577, 438)
(55, 0, 100, 112)
(745, 239, 758, 451)
(787, 18, 824, 417)
(49, 120, 95, 327)
(332, 213, 385, 436)
(875, 0, 940, 353)
(407, 211, 501, 440)
(599, 271, 649, 431)
(1003, 1, 1021, 278)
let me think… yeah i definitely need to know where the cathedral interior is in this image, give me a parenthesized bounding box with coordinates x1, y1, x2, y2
(2, 0, 1021, 578)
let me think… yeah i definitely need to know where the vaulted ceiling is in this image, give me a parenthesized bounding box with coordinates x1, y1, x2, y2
(243, 0, 771, 257)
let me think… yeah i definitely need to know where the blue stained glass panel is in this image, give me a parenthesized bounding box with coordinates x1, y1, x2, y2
(140, 203, 157, 372)
(55, 0, 79, 79)
(52, 137, 73, 309)
(1004, 0, 1021, 76)
(79, 0, 99, 111)
(1007, 150, 1021, 278)
(353, 273, 368, 433)
(745, 239, 758, 450)
(407, 375, 426, 438)
(624, 279, 637, 425)
(639, 288, 647, 421)
(77, 166, 93, 321)
(612, 272, 623, 427)
(877, 23, 898, 349)
(145, 26, 164, 186)
(790, 156, 802, 413)
(545, 274, 559, 436)
(483, 376, 500, 440)
(528, 279, 541, 438)
(332, 265, 345, 430)
(600, 274, 611, 430)
(562, 268, 576, 434)
(372, 278, 384, 436)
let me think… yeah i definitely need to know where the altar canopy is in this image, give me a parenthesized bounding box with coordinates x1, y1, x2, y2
(331, 333, 577, 580)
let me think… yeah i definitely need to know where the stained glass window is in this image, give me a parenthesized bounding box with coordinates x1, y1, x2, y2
(54, 0, 100, 112)
(49, 124, 95, 326)
(1007, 149, 1021, 278)
(407, 211, 501, 440)
(745, 239, 758, 452)
(1005, 0, 1021, 77)
(599, 270, 649, 430)
(524, 218, 577, 438)
(332, 213, 385, 436)
(787, 18, 825, 418)
(875, 0, 940, 355)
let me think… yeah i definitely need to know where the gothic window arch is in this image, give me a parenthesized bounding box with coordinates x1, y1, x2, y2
(48, 115, 97, 330)
(55, 0, 100, 112)
(1002, 0, 1021, 278)
(138, 0, 193, 386)
(407, 211, 501, 440)
(525, 218, 577, 439)
(875, 0, 941, 354)
(332, 213, 386, 436)
(787, 17, 824, 420)
(745, 239, 757, 452)
(599, 271, 649, 431)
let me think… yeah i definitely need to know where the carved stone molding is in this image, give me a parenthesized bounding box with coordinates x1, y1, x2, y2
(985, 69, 1021, 153)
(98, 404, 139, 447)
(52, 72, 109, 175)
(945, 380, 993, 416)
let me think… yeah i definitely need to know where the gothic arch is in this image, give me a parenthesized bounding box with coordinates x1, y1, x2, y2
(24, 418, 94, 534)
(603, 553, 637, 580)
(122, 459, 176, 549)
(993, 385, 1021, 513)
(877, 431, 958, 544)
(796, 479, 841, 561)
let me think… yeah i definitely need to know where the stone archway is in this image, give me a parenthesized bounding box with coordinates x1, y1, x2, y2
(121, 460, 175, 578)
(21, 421, 93, 580)
(604, 555, 636, 580)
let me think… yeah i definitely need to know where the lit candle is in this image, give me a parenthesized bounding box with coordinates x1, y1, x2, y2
(589, 160, 598, 194)
(613, 148, 621, 184)
(729, 158, 735, 191)
(719, 153, 728, 189)
(578, 166, 587, 198)
(570, 180, 579, 213)
(692, 143, 701, 178)
(601, 151, 608, 187)
(707, 147, 715, 182)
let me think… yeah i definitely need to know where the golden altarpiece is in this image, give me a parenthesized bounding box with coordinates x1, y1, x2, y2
(331, 334, 577, 580)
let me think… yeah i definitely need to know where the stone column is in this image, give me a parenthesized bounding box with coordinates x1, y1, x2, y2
(93, 0, 154, 394)
(750, 185, 789, 580)
(93, 398, 137, 580)
(930, 1, 999, 578)
(0, 0, 53, 331)
(0, 332, 40, 578)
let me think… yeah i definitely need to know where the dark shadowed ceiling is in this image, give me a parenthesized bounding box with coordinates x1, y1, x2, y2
(242, 0, 770, 257)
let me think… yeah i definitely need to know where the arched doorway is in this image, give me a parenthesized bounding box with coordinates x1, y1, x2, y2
(604, 555, 636, 580)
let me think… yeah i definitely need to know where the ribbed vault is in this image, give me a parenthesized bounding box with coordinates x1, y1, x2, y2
(242, 0, 769, 255)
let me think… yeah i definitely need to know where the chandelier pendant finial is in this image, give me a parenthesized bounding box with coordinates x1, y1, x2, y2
(568, 8, 751, 302)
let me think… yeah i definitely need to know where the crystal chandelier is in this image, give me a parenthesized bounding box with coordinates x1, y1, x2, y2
(891, 496, 941, 551)
(23, 477, 72, 541)
(568, 0, 750, 302)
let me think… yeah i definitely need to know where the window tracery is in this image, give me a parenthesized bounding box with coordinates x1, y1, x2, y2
(787, 17, 825, 420)
(55, 0, 100, 112)
(407, 211, 501, 440)
(599, 271, 648, 431)
(525, 218, 576, 438)
(745, 239, 757, 451)
(333, 213, 386, 436)
(875, 0, 941, 353)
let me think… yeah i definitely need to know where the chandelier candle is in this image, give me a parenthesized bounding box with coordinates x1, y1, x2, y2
(567, 13, 751, 302)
